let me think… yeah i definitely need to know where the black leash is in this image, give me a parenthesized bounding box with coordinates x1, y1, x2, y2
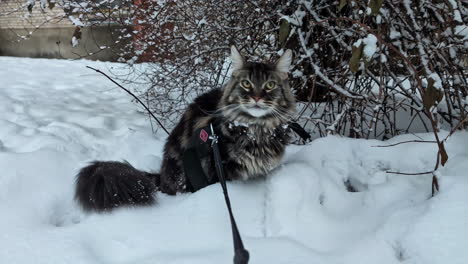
(183, 121, 311, 263)
(210, 124, 250, 264)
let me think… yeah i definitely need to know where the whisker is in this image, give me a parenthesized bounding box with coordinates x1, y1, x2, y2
(216, 104, 241, 117)
(270, 106, 293, 116)
(269, 108, 291, 122)
(200, 104, 238, 116)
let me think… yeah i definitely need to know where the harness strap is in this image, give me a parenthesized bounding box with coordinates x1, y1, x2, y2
(184, 122, 311, 191)
(183, 127, 215, 192)
(289, 122, 312, 141)
(183, 147, 210, 192)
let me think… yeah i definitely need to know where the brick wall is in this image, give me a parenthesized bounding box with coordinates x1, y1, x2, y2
(0, 0, 72, 29)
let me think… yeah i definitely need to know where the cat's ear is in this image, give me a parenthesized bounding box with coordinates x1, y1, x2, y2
(275, 49, 292, 79)
(230, 46, 245, 72)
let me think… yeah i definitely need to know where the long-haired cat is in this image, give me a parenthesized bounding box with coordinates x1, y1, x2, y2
(75, 46, 295, 212)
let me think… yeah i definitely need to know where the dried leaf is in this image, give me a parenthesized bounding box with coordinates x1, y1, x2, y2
(71, 26, 82, 47)
(423, 78, 444, 110)
(349, 43, 363, 73)
(72, 26, 82, 40)
(278, 19, 290, 48)
(439, 143, 449, 166)
(369, 0, 384, 16)
(338, 0, 347, 12)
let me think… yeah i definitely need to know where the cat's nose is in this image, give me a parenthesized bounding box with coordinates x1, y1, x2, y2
(251, 96, 262, 102)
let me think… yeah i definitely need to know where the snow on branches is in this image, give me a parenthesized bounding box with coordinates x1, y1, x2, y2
(10, 0, 468, 140)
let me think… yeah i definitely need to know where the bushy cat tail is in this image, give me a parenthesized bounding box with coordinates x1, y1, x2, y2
(74, 161, 160, 213)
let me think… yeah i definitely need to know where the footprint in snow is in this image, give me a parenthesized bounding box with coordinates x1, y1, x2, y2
(49, 201, 84, 227)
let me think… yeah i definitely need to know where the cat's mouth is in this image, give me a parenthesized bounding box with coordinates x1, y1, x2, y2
(242, 104, 271, 117)
(251, 105, 265, 109)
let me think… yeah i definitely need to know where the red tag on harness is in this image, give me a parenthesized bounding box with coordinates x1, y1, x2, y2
(199, 129, 209, 142)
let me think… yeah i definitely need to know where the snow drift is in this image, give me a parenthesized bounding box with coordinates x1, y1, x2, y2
(0, 57, 467, 264)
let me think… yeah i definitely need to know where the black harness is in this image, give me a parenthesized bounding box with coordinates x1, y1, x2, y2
(182, 125, 216, 192)
(183, 122, 310, 192)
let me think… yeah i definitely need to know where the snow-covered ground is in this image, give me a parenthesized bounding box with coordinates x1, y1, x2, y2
(0, 57, 467, 264)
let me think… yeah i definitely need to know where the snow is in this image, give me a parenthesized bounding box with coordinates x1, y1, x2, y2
(376, 15, 382, 24)
(68, 16, 84, 27)
(71, 36, 79, 48)
(390, 29, 401, 39)
(1, 57, 468, 263)
(429, 73, 443, 90)
(363, 34, 378, 59)
(454, 25, 468, 40)
(281, 10, 306, 26)
(353, 39, 362, 47)
(447, 0, 462, 22)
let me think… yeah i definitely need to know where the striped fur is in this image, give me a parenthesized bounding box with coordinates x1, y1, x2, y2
(75, 47, 295, 212)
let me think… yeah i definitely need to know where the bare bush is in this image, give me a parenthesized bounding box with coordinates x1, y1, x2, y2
(3, 0, 467, 193)
(61, 0, 468, 139)
(4, 0, 467, 138)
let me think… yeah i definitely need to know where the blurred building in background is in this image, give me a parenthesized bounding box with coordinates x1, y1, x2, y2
(0, 0, 126, 61)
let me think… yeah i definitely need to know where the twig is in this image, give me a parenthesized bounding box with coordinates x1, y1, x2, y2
(432, 173, 439, 196)
(386, 170, 434, 175)
(386, 169, 439, 196)
(86, 66, 170, 135)
(443, 115, 468, 142)
(372, 140, 437, 148)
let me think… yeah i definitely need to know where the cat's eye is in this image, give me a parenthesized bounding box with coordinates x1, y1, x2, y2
(240, 80, 252, 89)
(265, 81, 276, 90)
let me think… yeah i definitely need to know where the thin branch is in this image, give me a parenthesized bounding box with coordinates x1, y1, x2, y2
(386, 170, 434, 175)
(372, 140, 437, 148)
(86, 66, 170, 135)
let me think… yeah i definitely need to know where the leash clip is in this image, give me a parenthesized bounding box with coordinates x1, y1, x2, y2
(209, 123, 218, 145)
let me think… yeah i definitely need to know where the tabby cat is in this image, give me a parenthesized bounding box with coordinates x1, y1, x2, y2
(75, 46, 296, 212)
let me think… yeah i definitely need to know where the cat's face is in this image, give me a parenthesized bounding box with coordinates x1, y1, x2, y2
(220, 47, 296, 126)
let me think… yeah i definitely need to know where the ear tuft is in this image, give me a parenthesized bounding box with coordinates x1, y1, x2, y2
(276, 49, 292, 74)
(230, 46, 245, 72)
